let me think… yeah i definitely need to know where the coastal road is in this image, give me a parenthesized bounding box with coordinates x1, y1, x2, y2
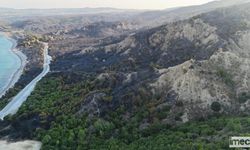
(0, 43, 51, 120)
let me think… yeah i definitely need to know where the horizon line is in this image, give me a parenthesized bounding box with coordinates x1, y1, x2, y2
(0, 1, 217, 11)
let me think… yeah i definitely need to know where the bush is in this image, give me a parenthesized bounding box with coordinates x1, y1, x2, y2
(216, 68, 235, 87)
(175, 101, 184, 107)
(238, 92, 250, 103)
(103, 95, 113, 102)
(211, 102, 221, 112)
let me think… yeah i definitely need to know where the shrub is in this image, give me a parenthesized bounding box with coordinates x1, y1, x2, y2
(175, 101, 184, 107)
(238, 92, 250, 103)
(211, 102, 221, 112)
(216, 68, 235, 87)
(175, 112, 184, 121)
(103, 95, 113, 102)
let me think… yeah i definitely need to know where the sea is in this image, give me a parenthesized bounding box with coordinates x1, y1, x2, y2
(0, 35, 21, 95)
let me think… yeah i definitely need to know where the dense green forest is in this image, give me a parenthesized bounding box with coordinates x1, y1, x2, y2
(1, 72, 249, 150)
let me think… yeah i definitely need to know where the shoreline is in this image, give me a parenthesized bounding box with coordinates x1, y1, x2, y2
(0, 32, 27, 99)
(0, 42, 51, 119)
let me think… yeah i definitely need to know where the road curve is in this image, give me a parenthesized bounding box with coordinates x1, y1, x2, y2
(0, 43, 52, 120)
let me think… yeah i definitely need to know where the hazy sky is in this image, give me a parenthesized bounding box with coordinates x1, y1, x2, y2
(0, 0, 216, 9)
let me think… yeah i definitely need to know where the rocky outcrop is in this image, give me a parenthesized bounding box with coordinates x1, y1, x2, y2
(150, 30, 250, 122)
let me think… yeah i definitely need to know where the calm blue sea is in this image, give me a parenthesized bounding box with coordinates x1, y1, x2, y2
(0, 35, 20, 93)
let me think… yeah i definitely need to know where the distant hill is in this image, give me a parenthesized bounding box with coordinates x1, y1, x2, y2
(3, 0, 250, 27)
(0, 7, 142, 22)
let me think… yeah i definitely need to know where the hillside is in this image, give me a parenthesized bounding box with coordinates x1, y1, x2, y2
(1, 1, 250, 150)
(47, 2, 250, 122)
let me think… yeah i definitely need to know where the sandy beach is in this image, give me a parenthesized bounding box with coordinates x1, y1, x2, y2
(0, 32, 27, 99)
